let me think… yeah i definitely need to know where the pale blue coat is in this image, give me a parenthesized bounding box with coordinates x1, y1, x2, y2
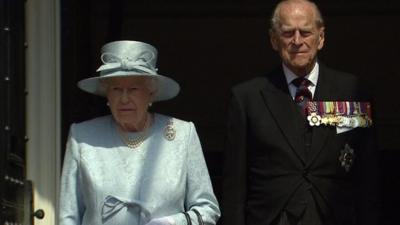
(59, 114, 220, 225)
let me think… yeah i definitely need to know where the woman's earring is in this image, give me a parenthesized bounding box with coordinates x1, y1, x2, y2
(107, 102, 110, 106)
(148, 102, 153, 107)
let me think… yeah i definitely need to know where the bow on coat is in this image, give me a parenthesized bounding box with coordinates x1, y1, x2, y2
(102, 195, 151, 222)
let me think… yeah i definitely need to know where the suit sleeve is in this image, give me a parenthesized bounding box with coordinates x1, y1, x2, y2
(221, 90, 248, 225)
(352, 79, 381, 225)
(59, 124, 85, 225)
(355, 124, 382, 225)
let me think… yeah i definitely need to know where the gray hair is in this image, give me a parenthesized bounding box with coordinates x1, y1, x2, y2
(101, 76, 158, 97)
(145, 77, 158, 93)
(269, 0, 325, 34)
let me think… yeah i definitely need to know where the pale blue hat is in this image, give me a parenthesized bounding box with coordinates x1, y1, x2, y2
(78, 40, 180, 102)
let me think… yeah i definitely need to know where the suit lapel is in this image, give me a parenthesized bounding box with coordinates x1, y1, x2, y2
(307, 64, 334, 166)
(260, 68, 307, 164)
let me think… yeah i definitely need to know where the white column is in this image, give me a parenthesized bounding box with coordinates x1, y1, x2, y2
(26, 0, 61, 224)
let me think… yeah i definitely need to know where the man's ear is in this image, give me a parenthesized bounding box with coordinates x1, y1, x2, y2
(317, 27, 325, 50)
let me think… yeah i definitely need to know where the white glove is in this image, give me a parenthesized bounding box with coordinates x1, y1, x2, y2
(145, 217, 175, 225)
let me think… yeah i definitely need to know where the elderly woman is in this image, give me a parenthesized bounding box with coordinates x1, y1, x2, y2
(59, 40, 220, 225)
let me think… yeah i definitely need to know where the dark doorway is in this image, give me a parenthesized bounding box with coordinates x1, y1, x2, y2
(0, 0, 34, 224)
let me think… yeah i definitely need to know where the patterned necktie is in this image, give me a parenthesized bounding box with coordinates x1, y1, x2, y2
(292, 77, 312, 116)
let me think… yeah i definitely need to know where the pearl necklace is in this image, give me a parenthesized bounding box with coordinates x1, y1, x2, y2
(118, 114, 151, 149)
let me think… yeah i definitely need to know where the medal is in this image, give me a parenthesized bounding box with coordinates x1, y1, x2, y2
(320, 116, 329, 125)
(305, 101, 373, 128)
(328, 116, 338, 126)
(307, 112, 321, 126)
(337, 116, 345, 127)
(307, 101, 318, 113)
(357, 116, 367, 128)
(348, 117, 356, 128)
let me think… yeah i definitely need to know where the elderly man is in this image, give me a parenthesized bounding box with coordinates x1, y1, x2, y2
(222, 1, 381, 225)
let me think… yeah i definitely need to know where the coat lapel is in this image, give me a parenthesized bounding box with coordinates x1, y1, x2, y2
(260, 68, 307, 164)
(307, 64, 334, 166)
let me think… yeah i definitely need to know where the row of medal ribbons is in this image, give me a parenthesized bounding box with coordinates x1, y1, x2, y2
(306, 101, 372, 128)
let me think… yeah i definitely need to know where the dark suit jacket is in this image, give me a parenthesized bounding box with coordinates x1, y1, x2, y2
(222, 64, 381, 225)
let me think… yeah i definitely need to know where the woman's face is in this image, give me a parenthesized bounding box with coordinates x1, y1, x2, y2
(103, 76, 154, 131)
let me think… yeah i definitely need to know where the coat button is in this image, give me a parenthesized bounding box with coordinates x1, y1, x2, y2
(302, 170, 310, 181)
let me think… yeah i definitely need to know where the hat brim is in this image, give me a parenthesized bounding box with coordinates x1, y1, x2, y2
(77, 73, 180, 102)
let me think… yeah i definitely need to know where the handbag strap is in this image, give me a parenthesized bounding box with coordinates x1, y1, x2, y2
(192, 209, 204, 225)
(183, 212, 192, 225)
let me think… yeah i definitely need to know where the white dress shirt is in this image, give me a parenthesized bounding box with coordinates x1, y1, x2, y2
(283, 62, 319, 100)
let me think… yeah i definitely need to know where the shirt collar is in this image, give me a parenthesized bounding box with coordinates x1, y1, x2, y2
(283, 62, 319, 87)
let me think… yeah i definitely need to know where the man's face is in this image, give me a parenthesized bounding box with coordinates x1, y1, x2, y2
(270, 3, 325, 76)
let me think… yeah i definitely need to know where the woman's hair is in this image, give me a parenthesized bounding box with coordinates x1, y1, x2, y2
(101, 76, 158, 95)
(145, 77, 158, 93)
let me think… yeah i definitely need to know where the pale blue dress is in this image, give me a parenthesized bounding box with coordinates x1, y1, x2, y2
(59, 113, 220, 225)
